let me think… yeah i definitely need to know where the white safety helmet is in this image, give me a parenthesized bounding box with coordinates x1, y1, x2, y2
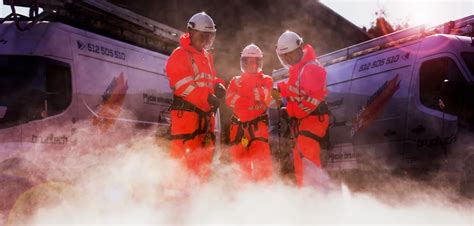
(240, 44, 263, 73)
(187, 12, 216, 33)
(276, 31, 303, 68)
(241, 43, 263, 58)
(187, 12, 216, 50)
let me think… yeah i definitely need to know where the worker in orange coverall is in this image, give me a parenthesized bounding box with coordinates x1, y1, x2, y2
(226, 44, 273, 181)
(165, 12, 226, 180)
(274, 31, 329, 187)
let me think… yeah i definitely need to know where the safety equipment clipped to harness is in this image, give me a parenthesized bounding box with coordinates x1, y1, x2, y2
(241, 137, 249, 148)
(230, 114, 269, 148)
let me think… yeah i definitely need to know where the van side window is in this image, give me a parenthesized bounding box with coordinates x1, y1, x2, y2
(419, 57, 465, 111)
(0, 56, 72, 129)
(461, 52, 474, 76)
(45, 63, 73, 116)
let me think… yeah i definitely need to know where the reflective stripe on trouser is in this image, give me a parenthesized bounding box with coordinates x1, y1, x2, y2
(170, 110, 215, 181)
(229, 121, 272, 181)
(293, 114, 329, 187)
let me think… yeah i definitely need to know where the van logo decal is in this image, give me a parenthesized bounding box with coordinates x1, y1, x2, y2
(77, 40, 86, 50)
(415, 135, 457, 148)
(31, 134, 68, 145)
(351, 74, 401, 136)
(92, 72, 129, 132)
(143, 93, 172, 106)
(402, 52, 410, 60)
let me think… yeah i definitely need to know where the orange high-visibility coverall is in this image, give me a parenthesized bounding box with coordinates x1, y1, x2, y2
(165, 33, 224, 180)
(278, 44, 329, 187)
(226, 71, 273, 181)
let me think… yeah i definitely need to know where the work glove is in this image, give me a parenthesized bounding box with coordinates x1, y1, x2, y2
(214, 83, 227, 99)
(208, 93, 220, 109)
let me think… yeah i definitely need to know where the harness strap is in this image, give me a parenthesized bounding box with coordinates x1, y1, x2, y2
(288, 109, 331, 149)
(169, 96, 214, 145)
(230, 114, 269, 147)
(297, 130, 325, 143)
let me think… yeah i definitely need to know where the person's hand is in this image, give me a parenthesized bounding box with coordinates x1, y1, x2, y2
(208, 93, 220, 108)
(214, 83, 227, 98)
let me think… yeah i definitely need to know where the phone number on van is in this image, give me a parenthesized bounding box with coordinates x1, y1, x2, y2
(358, 54, 400, 72)
(77, 40, 126, 60)
(87, 43, 126, 60)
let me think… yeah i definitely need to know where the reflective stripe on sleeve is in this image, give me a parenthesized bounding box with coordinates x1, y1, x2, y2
(174, 76, 194, 90)
(181, 84, 196, 97)
(306, 97, 321, 106)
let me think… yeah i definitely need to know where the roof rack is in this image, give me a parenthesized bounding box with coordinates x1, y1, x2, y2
(319, 15, 474, 67)
(2, 0, 183, 54)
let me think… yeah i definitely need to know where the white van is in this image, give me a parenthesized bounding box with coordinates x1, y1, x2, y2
(271, 16, 474, 193)
(0, 20, 220, 165)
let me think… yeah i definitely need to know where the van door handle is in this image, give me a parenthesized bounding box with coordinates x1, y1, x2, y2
(411, 125, 426, 134)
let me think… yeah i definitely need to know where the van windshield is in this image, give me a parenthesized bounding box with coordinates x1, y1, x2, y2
(461, 52, 474, 77)
(0, 56, 72, 129)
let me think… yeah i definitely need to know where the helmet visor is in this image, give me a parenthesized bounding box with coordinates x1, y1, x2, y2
(277, 53, 291, 68)
(202, 32, 216, 50)
(240, 57, 263, 73)
(191, 30, 216, 51)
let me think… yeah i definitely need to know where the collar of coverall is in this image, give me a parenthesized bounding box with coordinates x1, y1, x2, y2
(180, 32, 206, 54)
(289, 44, 317, 76)
(241, 71, 264, 81)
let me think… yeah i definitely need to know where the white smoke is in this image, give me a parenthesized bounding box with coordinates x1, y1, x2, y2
(1, 125, 473, 225)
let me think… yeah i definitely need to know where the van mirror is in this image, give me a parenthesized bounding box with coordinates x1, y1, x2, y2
(440, 80, 464, 115)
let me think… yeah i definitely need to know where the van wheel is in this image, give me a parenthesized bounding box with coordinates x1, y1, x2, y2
(459, 156, 474, 199)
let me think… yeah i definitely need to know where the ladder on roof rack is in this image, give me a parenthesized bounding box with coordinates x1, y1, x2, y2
(319, 15, 474, 67)
(0, 0, 54, 31)
(81, 0, 182, 44)
(2, 0, 183, 54)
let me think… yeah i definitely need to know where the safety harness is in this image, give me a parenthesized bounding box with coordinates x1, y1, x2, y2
(288, 101, 330, 149)
(230, 114, 269, 148)
(169, 95, 216, 147)
(284, 58, 330, 149)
